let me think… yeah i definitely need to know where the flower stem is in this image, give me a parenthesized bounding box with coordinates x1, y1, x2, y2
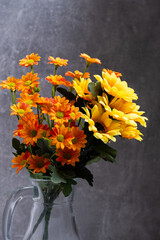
(82, 64, 89, 77)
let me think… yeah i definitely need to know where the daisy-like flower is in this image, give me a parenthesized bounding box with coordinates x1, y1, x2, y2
(46, 75, 73, 87)
(56, 147, 80, 166)
(50, 124, 73, 149)
(10, 102, 32, 117)
(73, 78, 94, 101)
(80, 53, 101, 65)
(37, 97, 55, 115)
(0, 77, 20, 91)
(50, 96, 71, 124)
(70, 127, 87, 151)
(48, 56, 68, 67)
(103, 68, 122, 78)
(70, 105, 82, 121)
(120, 123, 143, 141)
(12, 151, 30, 174)
(94, 69, 138, 102)
(65, 70, 90, 80)
(28, 155, 51, 174)
(19, 53, 41, 67)
(82, 104, 121, 144)
(18, 72, 40, 93)
(14, 115, 46, 145)
(17, 92, 40, 108)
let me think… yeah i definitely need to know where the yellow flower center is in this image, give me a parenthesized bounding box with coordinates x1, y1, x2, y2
(26, 100, 33, 105)
(27, 59, 34, 64)
(57, 134, 65, 142)
(37, 161, 44, 168)
(63, 153, 71, 160)
(8, 82, 15, 87)
(72, 137, 78, 144)
(56, 111, 64, 119)
(17, 109, 25, 115)
(21, 160, 26, 166)
(70, 112, 75, 118)
(30, 130, 37, 137)
(25, 80, 32, 86)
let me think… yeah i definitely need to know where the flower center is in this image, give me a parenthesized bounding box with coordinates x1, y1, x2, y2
(27, 59, 34, 64)
(57, 134, 65, 142)
(21, 160, 26, 166)
(30, 130, 37, 137)
(17, 109, 25, 115)
(25, 80, 32, 86)
(56, 111, 64, 119)
(72, 137, 78, 144)
(70, 112, 75, 118)
(95, 122, 105, 132)
(37, 161, 44, 168)
(8, 82, 15, 87)
(26, 100, 33, 105)
(63, 153, 71, 160)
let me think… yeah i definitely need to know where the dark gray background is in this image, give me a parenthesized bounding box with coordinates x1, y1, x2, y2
(0, 0, 160, 239)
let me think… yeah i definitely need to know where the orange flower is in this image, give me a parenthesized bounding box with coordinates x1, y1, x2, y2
(46, 75, 72, 87)
(19, 53, 41, 67)
(12, 151, 30, 174)
(56, 147, 80, 166)
(37, 97, 55, 115)
(50, 124, 73, 149)
(18, 72, 40, 93)
(10, 102, 32, 117)
(50, 96, 71, 124)
(65, 70, 90, 80)
(103, 68, 122, 78)
(0, 77, 20, 91)
(80, 53, 101, 65)
(28, 155, 51, 174)
(69, 127, 87, 151)
(17, 92, 40, 108)
(48, 56, 68, 67)
(70, 105, 82, 121)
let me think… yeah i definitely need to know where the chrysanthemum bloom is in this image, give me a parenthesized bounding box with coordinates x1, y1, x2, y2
(103, 68, 122, 78)
(70, 105, 82, 121)
(94, 69, 138, 102)
(65, 70, 90, 80)
(0, 77, 20, 91)
(50, 124, 74, 149)
(37, 97, 55, 115)
(46, 75, 73, 87)
(12, 151, 30, 174)
(15, 117, 46, 145)
(50, 96, 71, 124)
(17, 92, 40, 108)
(19, 53, 41, 67)
(120, 123, 143, 141)
(18, 72, 40, 93)
(48, 56, 68, 67)
(56, 147, 80, 166)
(28, 155, 51, 174)
(73, 78, 94, 101)
(69, 127, 87, 151)
(98, 93, 148, 127)
(80, 53, 101, 65)
(10, 102, 32, 117)
(82, 104, 121, 144)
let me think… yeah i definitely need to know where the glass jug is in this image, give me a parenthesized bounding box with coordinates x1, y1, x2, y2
(2, 178, 80, 240)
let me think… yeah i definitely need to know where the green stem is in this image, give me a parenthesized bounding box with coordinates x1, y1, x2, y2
(31, 66, 34, 74)
(37, 104, 40, 124)
(46, 114, 51, 130)
(28, 144, 33, 156)
(82, 64, 89, 77)
(10, 90, 13, 104)
(54, 65, 58, 76)
(42, 207, 52, 240)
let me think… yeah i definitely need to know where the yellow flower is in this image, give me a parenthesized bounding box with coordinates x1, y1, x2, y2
(19, 53, 41, 67)
(48, 56, 68, 67)
(82, 104, 121, 144)
(120, 123, 143, 141)
(0, 77, 20, 91)
(94, 69, 138, 102)
(73, 78, 94, 101)
(80, 53, 101, 65)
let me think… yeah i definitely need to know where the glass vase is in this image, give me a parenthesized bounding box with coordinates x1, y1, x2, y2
(2, 178, 80, 240)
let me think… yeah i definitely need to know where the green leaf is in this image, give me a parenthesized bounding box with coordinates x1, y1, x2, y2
(62, 183, 72, 197)
(49, 166, 67, 184)
(12, 138, 20, 150)
(87, 156, 101, 165)
(76, 167, 93, 186)
(30, 172, 43, 179)
(36, 138, 55, 156)
(88, 81, 102, 98)
(57, 87, 76, 101)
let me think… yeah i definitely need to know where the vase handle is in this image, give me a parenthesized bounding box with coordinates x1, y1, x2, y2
(2, 186, 34, 240)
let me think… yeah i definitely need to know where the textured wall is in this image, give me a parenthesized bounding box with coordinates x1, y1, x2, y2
(0, 0, 160, 239)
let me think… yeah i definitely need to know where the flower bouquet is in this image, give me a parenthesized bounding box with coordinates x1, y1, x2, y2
(1, 53, 147, 240)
